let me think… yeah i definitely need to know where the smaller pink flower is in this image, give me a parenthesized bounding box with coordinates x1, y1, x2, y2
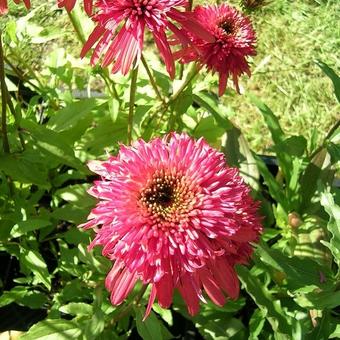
(178, 4, 256, 95)
(57, 0, 93, 15)
(80, 0, 214, 78)
(0, 0, 30, 15)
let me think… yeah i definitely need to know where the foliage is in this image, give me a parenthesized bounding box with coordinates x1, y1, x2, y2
(0, 1, 339, 339)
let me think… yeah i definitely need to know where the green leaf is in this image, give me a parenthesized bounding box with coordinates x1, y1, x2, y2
(237, 266, 292, 336)
(63, 228, 90, 245)
(47, 98, 102, 132)
(254, 154, 289, 212)
(299, 148, 333, 213)
(21, 119, 86, 172)
(0, 153, 49, 186)
(0, 286, 28, 307)
(274, 136, 307, 159)
(59, 279, 92, 303)
(193, 116, 225, 145)
(193, 92, 232, 130)
(152, 304, 173, 326)
(223, 125, 260, 190)
(295, 290, 340, 309)
(10, 219, 52, 238)
(1, 288, 49, 309)
(195, 314, 246, 340)
(54, 184, 95, 208)
(248, 94, 285, 145)
(315, 60, 340, 103)
(21, 319, 83, 340)
(84, 286, 105, 338)
(255, 241, 332, 291)
(292, 217, 332, 266)
(51, 204, 89, 224)
(20, 248, 51, 290)
(248, 95, 306, 182)
(134, 307, 163, 340)
(170, 88, 193, 129)
(59, 302, 93, 316)
(329, 324, 340, 338)
(326, 142, 340, 164)
(80, 115, 127, 157)
(249, 309, 266, 340)
(19, 291, 48, 309)
(320, 191, 340, 273)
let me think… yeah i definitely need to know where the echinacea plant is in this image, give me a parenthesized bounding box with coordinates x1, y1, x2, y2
(2, 0, 337, 339)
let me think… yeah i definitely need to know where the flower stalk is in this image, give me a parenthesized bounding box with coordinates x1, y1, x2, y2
(127, 66, 139, 144)
(141, 55, 165, 105)
(67, 9, 86, 44)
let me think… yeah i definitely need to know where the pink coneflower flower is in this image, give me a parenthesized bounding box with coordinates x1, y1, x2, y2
(179, 4, 256, 95)
(80, 0, 213, 78)
(81, 133, 262, 317)
(57, 0, 93, 15)
(0, 0, 30, 15)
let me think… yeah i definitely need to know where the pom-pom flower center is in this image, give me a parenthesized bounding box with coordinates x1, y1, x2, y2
(218, 20, 235, 35)
(139, 169, 196, 224)
(127, 0, 158, 18)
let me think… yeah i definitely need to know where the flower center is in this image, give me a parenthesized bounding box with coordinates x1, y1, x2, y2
(218, 20, 235, 35)
(139, 169, 196, 223)
(144, 181, 174, 208)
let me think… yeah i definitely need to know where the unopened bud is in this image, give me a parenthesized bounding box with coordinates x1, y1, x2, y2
(288, 212, 302, 228)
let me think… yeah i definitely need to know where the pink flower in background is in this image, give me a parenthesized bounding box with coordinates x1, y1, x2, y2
(81, 133, 262, 317)
(0, 0, 30, 15)
(57, 0, 93, 15)
(80, 0, 213, 78)
(179, 4, 256, 95)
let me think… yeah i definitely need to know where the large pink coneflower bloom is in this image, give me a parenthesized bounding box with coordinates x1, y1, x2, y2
(81, 133, 262, 317)
(57, 0, 93, 15)
(178, 4, 256, 96)
(80, 0, 213, 78)
(0, 0, 30, 15)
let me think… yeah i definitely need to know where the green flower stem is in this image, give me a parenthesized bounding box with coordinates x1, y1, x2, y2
(170, 63, 200, 102)
(0, 31, 10, 154)
(101, 69, 120, 103)
(128, 66, 139, 144)
(141, 55, 165, 105)
(167, 63, 200, 131)
(142, 63, 200, 132)
(6, 89, 25, 150)
(67, 10, 86, 44)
